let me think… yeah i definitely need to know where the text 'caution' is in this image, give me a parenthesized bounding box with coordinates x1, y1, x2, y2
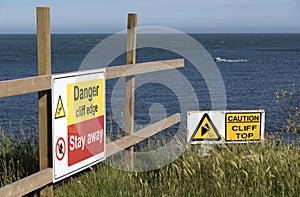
(225, 112, 261, 141)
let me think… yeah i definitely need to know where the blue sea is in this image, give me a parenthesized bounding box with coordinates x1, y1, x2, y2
(0, 34, 299, 136)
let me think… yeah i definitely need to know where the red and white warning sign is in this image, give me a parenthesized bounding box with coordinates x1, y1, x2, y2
(52, 69, 106, 183)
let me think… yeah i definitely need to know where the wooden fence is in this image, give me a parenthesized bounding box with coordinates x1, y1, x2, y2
(0, 7, 184, 196)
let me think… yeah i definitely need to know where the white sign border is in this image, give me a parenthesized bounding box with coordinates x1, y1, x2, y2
(52, 68, 106, 183)
(187, 110, 265, 144)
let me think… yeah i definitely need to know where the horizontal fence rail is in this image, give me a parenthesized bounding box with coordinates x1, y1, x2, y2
(0, 75, 51, 98)
(107, 113, 181, 156)
(106, 59, 184, 79)
(0, 113, 181, 196)
(0, 59, 184, 98)
(0, 8, 185, 197)
(0, 168, 53, 197)
(0, 59, 184, 197)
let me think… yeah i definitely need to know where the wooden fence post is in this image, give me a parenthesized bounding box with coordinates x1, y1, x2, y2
(37, 7, 53, 197)
(124, 13, 137, 169)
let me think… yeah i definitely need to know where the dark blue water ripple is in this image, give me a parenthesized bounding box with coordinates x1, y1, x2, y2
(0, 34, 299, 135)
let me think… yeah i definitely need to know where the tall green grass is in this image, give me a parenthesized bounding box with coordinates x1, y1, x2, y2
(1, 84, 299, 196)
(1, 129, 300, 196)
(55, 83, 300, 196)
(0, 127, 38, 187)
(52, 141, 300, 197)
(276, 83, 300, 136)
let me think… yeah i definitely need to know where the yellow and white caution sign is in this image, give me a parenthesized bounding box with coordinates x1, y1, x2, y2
(187, 110, 265, 144)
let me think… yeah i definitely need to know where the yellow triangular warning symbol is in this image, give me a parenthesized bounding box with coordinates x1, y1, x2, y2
(192, 113, 220, 141)
(55, 96, 66, 119)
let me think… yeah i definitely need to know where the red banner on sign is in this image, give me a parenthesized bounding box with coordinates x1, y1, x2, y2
(68, 116, 104, 166)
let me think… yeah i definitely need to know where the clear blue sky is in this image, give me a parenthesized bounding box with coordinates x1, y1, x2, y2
(0, 0, 299, 33)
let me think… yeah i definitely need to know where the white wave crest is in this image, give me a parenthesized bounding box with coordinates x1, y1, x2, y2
(214, 57, 248, 63)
